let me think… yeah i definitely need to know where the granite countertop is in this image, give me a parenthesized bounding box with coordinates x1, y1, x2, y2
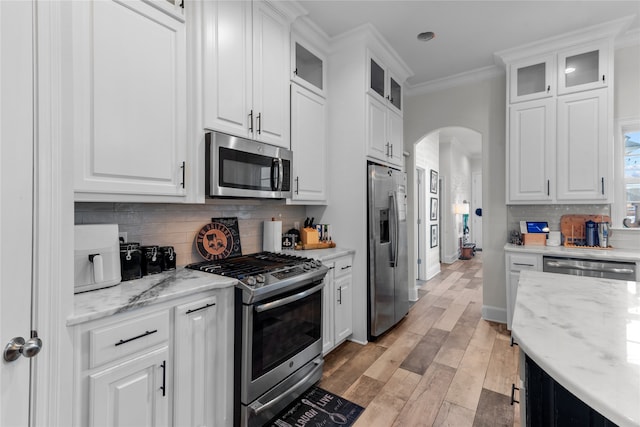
(512, 270, 640, 427)
(292, 247, 355, 262)
(68, 268, 237, 326)
(504, 243, 640, 262)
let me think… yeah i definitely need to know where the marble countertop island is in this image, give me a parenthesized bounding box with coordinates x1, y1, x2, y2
(512, 270, 640, 427)
(68, 268, 237, 326)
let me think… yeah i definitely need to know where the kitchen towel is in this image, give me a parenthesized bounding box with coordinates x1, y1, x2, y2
(263, 220, 282, 252)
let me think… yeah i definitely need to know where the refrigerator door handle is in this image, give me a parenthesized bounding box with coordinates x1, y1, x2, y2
(390, 191, 399, 267)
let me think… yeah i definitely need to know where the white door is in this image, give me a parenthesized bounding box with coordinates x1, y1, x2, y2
(471, 172, 483, 250)
(1, 1, 36, 425)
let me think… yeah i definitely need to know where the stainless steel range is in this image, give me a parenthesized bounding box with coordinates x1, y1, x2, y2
(187, 252, 328, 427)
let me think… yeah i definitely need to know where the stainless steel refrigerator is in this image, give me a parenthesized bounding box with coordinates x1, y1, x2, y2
(367, 163, 409, 339)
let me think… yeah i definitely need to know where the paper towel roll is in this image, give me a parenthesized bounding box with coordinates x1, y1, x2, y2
(263, 220, 282, 252)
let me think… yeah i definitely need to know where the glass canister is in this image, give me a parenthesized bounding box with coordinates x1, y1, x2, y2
(141, 245, 163, 276)
(120, 242, 142, 281)
(159, 246, 177, 271)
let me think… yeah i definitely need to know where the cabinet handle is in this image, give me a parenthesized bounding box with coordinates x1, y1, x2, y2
(547, 179, 550, 196)
(337, 286, 342, 304)
(510, 383, 519, 405)
(601, 177, 604, 195)
(180, 161, 185, 189)
(114, 329, 158, 347)
(257, 112, 262, 134)
(510, 336, 518, 347)
(179, 0, 184, 8)
(341, 265, 351, 270)
(513, 263, 534, 267)
(185, 302, 215, 315)
(248, 110, 254, 133)
(329, 266, 335, 270)
(602, 74, 605, 83)
(390, 143, 393, 158)
(295, 176, 299, 194)
(294, 68, 298, 75)
(160, 360, 166, 397)
(547, 85, 550, 93)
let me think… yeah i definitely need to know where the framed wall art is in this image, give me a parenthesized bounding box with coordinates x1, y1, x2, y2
(430, 198, 438, 221)
(430, 224, 439, 248)
(430, 169, 438, 194)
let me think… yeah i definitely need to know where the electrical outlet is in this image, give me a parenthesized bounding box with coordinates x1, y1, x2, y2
(118, 232, 128, 243)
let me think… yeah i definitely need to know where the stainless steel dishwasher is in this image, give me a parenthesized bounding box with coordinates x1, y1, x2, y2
(543, 256, 637, 281)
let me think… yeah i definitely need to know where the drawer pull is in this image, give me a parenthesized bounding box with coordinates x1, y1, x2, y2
(510, 383, 520, 405)
(114, 329, 158, 347)
(341, 265, 351, 270)
(186, 303, 216, 315)
(513, 263, 534, 267)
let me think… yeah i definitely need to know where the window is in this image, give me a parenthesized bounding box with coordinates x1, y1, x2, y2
(614, 119, 640, 227)
(624, 130, 640, 223)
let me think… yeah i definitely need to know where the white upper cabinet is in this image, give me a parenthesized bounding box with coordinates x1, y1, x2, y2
(203, 0, 290, 149)
(557, 41, 609, 95)
(291, 37, 325, 97)
(366, 49, 404, 168)
(508, 99, 556, 202)
(71, 0, 187, 201)
(509, 54, 555, 103)
(556, 88, 609, 201)
(290, 83, 327, 203)
(497, 18, 624, 204)
(367, 51, 402, 114)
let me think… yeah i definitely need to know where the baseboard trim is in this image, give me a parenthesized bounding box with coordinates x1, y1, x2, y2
(426, 265, 441, 280)
(482, 305, 507, 325)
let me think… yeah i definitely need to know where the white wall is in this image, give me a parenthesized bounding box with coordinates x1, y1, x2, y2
(405, 75, 507, 323)
(415, 133, 440, 280)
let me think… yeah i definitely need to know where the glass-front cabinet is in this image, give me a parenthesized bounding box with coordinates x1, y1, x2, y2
(292, 38, 325, 97)
(367, 52, 402, 114)
(509, 54, 555, 103)
(557, 41, 609, 95)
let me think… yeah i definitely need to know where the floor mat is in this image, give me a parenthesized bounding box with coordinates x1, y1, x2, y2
(268, 385, 364, 427)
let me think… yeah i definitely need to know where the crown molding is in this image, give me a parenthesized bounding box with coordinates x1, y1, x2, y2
(405, 65, 504, 98)
(616, 27, 640, 49)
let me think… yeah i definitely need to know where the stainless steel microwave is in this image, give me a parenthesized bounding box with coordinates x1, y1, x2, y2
(205, 131, 292, 199)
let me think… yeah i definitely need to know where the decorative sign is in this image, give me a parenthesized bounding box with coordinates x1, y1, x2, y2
(195, 217, 242, 261)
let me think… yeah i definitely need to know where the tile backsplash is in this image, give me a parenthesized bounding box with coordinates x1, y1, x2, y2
(75, 201, 307, 266)
(507, 204, 610, 234)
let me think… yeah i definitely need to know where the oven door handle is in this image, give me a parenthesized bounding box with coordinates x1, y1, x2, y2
(249, 358, 324, 416)
(254, 282, 324, 313)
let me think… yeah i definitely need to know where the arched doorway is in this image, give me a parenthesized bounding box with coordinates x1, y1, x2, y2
(413, 127, 482, 287)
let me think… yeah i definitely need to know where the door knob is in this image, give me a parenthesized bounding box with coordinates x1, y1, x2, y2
(4, 331, 42, 362)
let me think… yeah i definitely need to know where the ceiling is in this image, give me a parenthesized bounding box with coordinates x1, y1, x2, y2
(299, 1, 639, 154)
(299, 1, 640, 89)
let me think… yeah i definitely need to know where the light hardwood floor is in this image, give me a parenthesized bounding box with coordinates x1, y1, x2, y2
(319, 253, 522, 427)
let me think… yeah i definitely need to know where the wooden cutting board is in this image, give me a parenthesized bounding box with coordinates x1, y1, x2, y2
(560, 214, 610, 247)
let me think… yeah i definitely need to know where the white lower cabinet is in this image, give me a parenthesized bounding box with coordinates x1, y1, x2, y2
(322, 255, 353, 354)
(174, 293, 233, 427)
(505, 252, 541, 329)
(73, 289, 233, 427)
(90, 347, 170, 427)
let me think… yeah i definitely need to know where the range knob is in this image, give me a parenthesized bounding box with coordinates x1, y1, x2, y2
(256, 274, 266, 284)
(314, 260, 323, 268)
(302, 263, 311, 271)
(246, 276, 257, 286)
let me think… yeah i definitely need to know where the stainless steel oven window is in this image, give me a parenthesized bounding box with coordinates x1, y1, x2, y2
(250, 286, 321, 380)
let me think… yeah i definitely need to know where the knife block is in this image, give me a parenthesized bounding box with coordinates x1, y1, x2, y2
(300, 227, 319, 245)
